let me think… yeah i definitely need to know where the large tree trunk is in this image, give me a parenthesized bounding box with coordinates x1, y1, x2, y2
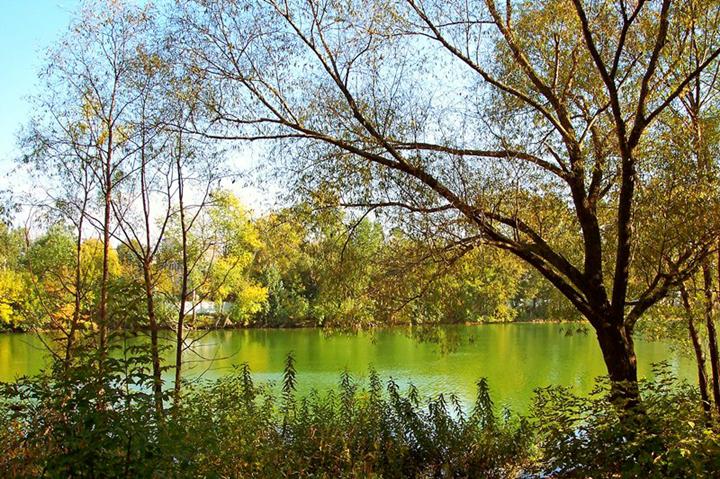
(595, 322, 641, 408)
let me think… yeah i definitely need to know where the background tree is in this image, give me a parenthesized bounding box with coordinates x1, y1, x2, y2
(201, 190, 267, 326)
(634, 0, 720, 416)
(0, 224, 30, 331)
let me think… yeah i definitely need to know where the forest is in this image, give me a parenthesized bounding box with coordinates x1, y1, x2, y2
(1, 0, 720, 476)
(0, 201, 575, 333)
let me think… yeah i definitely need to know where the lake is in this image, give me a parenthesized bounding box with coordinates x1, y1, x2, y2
(0, 323, 695, 412)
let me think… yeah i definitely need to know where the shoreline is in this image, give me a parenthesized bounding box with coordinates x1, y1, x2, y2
(0, 318, 587, 335)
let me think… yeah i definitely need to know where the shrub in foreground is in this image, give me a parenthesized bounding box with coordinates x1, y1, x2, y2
(532, 364, 720, 478)
(164, 356, 532, 478)
(0, 351, 532, 478)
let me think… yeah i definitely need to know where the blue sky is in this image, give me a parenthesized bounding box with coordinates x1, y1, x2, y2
(0, 1, 273, 214)
(0, 1, 80, 182)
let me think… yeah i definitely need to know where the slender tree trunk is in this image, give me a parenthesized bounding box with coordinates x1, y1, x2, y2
(680, 284, 712, 415)
(139, 132, 164, 419)
(716, 243, 720, 407)
(687, 77, 719, 415)
(99, 124, 114, 368)
(100, 186, 111, 345)
(192, 289, 196, 324)
(143, 263, 164, 417)
(66, 219, 84, 367)
(174, 134, 189, 405)
(702, 263, 720, 415)
(65, 173, 89, 369)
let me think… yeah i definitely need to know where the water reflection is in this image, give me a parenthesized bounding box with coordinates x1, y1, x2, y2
(0, 324, 694, 411)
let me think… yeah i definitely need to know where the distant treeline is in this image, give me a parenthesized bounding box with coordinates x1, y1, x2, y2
(0, 197, 575, 333)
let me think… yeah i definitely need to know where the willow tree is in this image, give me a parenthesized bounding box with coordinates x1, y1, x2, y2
(176, 0, 720, 403)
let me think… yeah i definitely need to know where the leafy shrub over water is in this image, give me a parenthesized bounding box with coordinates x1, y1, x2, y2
(166, 359, 532, 478)
(0, 351, 718, 478)
(0, 344, 165, 478)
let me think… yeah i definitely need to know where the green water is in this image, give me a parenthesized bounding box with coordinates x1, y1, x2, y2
(0, 324, 695, 411)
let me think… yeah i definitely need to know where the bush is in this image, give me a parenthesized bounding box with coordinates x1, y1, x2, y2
(531, 363, 720, 478)
(167, 356, 533, 478)
(0, 350, 532, 478)
(0, 342, 164, 478)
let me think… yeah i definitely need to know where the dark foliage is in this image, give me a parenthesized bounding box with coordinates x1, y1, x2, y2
(532, 364, 720, 478)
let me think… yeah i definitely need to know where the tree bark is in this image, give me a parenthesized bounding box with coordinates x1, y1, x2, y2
(65, 169, 89, 369)
(680, 284, 712, 416)
(595, 322, 641, 408)
(143, 262, 164, 418)
(174, 133, 189, 406)
(99, 109, 115, 368)
(702, 263, 720, 415)
(138, 128, 165, 419)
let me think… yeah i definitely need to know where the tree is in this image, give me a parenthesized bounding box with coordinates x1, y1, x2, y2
(0, 224, 29, 331)
(305, 210, 385, 328)
(150, 129, 226, 403)
(642, 0, 720, 416)
(109, 12, 177, 416)
(177, 0, 720, 404)
(253, 209, 315, 326)
(402, 246, 528, 324)
(22, 1, 158, 368)
(23, 225, 78, 353)
(202, 191, 267, 326)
